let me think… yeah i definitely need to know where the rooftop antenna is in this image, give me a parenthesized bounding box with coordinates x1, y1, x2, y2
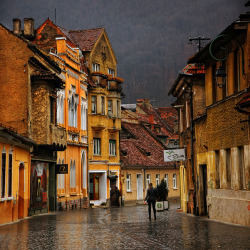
(55, 8, 57, 25)
(188, 36, 210, 52)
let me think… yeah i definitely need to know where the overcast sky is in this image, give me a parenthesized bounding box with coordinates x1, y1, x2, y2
(0, 0, 247, 106)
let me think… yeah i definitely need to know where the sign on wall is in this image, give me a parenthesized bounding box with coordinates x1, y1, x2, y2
(163, 149, 186, 162)
(56, 164, 68, 174)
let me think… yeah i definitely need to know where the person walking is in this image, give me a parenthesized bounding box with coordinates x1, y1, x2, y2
(145, 183, 157, 220)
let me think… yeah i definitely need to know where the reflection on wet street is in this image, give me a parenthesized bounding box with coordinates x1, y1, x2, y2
(0, 204, 249, 249)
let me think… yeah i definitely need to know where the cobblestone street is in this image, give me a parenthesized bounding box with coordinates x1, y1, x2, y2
(0, 204, 249, 250)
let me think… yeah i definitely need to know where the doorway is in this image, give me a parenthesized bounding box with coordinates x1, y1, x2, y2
(18, 163, 25, 219)
(199, 164, 208, 216)
(89, 173, 99, 200)
(137, 174, 143, 201)
(110, 177, 118, 206)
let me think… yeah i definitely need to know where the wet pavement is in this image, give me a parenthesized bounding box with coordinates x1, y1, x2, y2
(0, 204, 249, 250)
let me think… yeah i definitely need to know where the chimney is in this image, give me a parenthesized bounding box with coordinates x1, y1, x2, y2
(13, 18, 21, 36)
(24, 18, 34, 37)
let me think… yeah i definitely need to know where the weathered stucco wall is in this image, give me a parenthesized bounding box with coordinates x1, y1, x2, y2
(207, 189, 250, 226)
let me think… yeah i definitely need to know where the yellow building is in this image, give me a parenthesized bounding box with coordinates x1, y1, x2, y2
(34, 19, 89, 209)
(120, 104, 180, 205)
(0, 125, 34, 225)
(170, 12, 250, 225)
(188, 14, 250, 225)
(69, 28, 123, 206)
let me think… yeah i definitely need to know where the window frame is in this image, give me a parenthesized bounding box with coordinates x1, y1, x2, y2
(146, 174, 151, 189)
(108, 100, 113, 116)
(1, 150, 6, 198)
(93, 138, 101, 155)
(164, 174, 169, 188)
(173, 174, 177, 189)
(8, 150, 13, 197)
(109, 140, 116, 156)
(126, 174, 131, 192)
(91, 95, 97, 114)
(101, 96, 105, 115)
(156, 174, 160, 187)
(92, 63, 100, 72)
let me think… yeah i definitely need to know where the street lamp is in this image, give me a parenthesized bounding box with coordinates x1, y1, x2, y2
(209, 34, 245, 88)
(215, 64, 227, 88)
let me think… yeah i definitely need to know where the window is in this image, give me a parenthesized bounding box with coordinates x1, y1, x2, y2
(92, 63, 100, 72)
(156, 174, 160, 187)
(117, 100, 120, 117)
(70, 159, 76, 188)
(91, 96, 97, 114)
(239, 146, 246, 190)
(108, 68, 115, 76)
(108, 100, 113, 116)
(8, 150, 12, 197)
(68, 95, 77, 127)
(109, 140, 116, 156)
(164, 174, 169, 188)
(1, 150, 6, 198)
(126, 174, 131, 191)
(57, 92, 64, 125)
(101, 96, 105, 115)
(81, 98, 87, 130)
(146, 174, 151, 189)
(82, 151, 87, 189)
(93, 138, 101, 155)
(173, 174, 177, 189)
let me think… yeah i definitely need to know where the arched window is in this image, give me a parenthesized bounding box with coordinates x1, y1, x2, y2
(70, 159, 73, 188)
(57, 92, 65, 124)
(82, 151, 87, 189)
(81, 98, 87, 131)
(73, 159, 76, 188)
(68, 93, 78, 127)
(70, 159, 76, 188)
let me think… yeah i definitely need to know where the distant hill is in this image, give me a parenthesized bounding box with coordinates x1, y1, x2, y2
(0, 0, 247, 106)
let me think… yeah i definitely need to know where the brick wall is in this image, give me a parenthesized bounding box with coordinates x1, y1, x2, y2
(207, 95, 249, 151)
(0, 26, 33, 136)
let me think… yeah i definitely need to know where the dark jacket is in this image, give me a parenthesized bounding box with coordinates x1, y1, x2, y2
(145, 187, 157, 201)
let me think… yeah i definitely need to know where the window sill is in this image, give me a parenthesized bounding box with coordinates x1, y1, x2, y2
(126, 191, 132, 193)
(173, 188, 178, 190)
(58, 194, 66, 198)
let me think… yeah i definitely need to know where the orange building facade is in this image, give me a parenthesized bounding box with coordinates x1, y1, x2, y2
(34, 19, 89, 209)
(0, 126, 34, 225)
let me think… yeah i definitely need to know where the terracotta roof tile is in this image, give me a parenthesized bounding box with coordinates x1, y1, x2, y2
(121, 122, 174, 167)
(68, 28, 104, 52)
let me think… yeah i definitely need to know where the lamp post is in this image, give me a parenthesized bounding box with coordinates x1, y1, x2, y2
(209, 34, 246, 87)
(215, 65, 227, 88)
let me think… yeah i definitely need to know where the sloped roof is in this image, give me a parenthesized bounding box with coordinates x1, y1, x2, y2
(137, 103, 175, 137)
(68, 28, 104, 52)
(121, 122, 175, 167)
